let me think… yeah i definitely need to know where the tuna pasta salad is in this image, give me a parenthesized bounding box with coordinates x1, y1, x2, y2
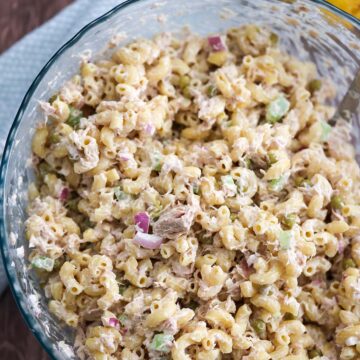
(26, 25, 360, 360)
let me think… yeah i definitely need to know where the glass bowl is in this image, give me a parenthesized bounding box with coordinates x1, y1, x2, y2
(0, 0, 359, 358)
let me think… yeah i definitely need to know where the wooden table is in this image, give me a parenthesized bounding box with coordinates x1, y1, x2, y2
(0, 2, 73, 358)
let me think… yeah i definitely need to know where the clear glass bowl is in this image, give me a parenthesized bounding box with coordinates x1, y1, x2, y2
(0, 0, 359, 358)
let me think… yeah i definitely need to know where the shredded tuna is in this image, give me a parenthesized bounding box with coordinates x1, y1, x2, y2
(153, 205, 195, 239)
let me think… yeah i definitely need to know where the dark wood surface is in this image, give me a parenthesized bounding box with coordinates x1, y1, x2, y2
(0, 2, 73, 358)
(0, 290, 49, 360)
(0, 0, 73, 54)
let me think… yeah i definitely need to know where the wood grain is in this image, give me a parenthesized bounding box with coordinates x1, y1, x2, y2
(0, 2, 73, 358)
(0, 290, 49, 359)
(0, 0, 73, 54)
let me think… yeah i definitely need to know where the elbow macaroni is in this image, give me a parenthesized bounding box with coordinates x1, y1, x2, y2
(25, 25, 360, 359)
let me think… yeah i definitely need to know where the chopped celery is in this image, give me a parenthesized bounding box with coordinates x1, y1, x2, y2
(282, 214, 297, 229)
(118, 314, 127, 326)
(118, 285, 127, 295)
(230, 213, 237, 221)
(150, 333, 174, 353)
(31, 256, 54, 272)
(308, 79, 322, 94)
(268, 175, 286, 192)
(331, 195, 343, 210)
(266, 96, 290, 124)
(283, 312, 296, 320)
(221, 175, 237, 193)
(179, 75, 190, 89)
(53, 257, 64, 270)
(182, 86, 192, 99)
(151, 203, 163, 220)
(294, 176, 304, 187)
(343, 258, 356, 269)
(114, 187, 127, 201)
(268, 152, 278, 165)
(48, 133, 60, 144)
(153, 162, 162, 172)
(270, 33, 279, 46)
(279, 230, 292, 250)
(199, 233, 213, 244)
(207, 85, 218, 97)
(151, 151, 163, 172)
(48, 94, 58, 104)
(38, 162, 52, 179)
(308, 349, 322, 359)
(66, 198, 79, 212)
(294, 176, 311, 188)
(192, 183, 200, 195)
(320, 121, 332, 142)
(66, 106, 83, 129)
(253, 319, 266, 338)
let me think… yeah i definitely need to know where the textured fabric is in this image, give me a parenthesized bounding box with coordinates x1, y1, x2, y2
(0, 0, 124, 293)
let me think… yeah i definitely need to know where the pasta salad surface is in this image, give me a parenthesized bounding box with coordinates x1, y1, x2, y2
(26, 25, 360, 360)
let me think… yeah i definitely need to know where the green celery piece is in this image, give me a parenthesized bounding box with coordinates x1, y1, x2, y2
(150, 333, 174, 353)
(153, 162, 162, 172)
(151, 151, 163, 172)
(282, 214, 297, 229)
(253, 319, 266, 338)
(268, 152, 278, 165)
(192, 183, 200, 195)
(118, 285, 127, 295)
(308, 79, 322, 93)
(31, 256, 54, 272)
(199, 233, 213, 244)
(114, 187, 127, 201)
(279, 230, 292, 250)
(48, 133, 60, 144)
(38, 162, 52, 178)
(308, 349, 323, 359)
(283, 312, 296, 320)
(221, 175, 237, 192)
(118, 314, 127, 326)
(270, 33, 279, 46)
(266, 96, 290, 124)
(179, 75, 190, 89)
(330, 195, 343, 210)
(66, 198, 79, 212)
(269, 175, 286, 192)
(66, 106, 83, 129)
(320, 121, 332, 142)
(207, 85, 218, 97)
(343, 258, 356, 269)
(182, 86, 192, 99)
(48, 94, 58, 104)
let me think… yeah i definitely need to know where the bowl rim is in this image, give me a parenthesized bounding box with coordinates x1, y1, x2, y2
(0, 0, 359, 359)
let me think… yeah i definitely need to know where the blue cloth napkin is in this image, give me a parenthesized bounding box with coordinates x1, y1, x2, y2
(0, 0, 124, 294)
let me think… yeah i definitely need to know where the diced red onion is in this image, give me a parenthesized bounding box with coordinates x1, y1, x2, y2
(134, 212, 150, 233)
(246, 254, 257, 267)
(134, 232, 163, 249)
(108, 317, 120, 330)
(311, 279, 323, 286)
(338, 240, 345, 254)
(239, 258, 253, 279)
(120, 327, 128, 336)
(59, 187, 70, 201)
(208, 35, 226, 52)
(118, 152, 130, 161)
(145, 123, 155, 135)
